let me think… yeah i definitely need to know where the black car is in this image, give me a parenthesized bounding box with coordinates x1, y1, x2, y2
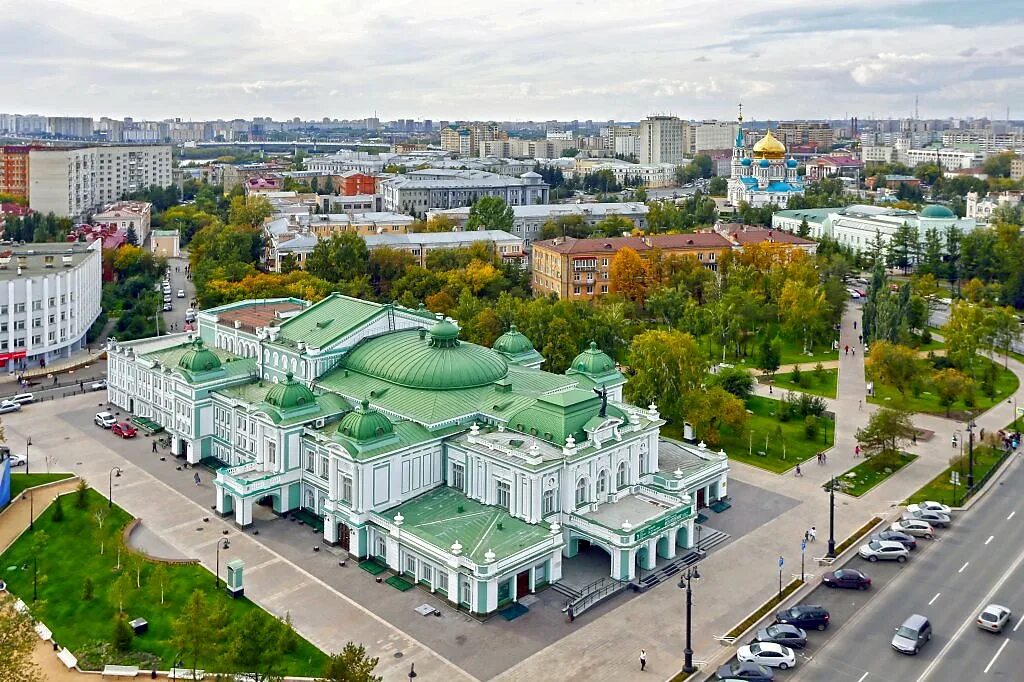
(775, 604, 830, 631)
(822, 568, 872, 590)
(870, 530, 917, 550)
(752, 623, 808, 650)
(715, 661, 774, 681)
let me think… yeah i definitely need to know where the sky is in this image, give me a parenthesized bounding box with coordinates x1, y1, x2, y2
(2, 0, 1023, 123)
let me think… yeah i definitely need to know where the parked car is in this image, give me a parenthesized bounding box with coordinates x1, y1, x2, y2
(822, 568, 872, 590)
(7, 453, 26, 467)
(775, 605, 830, 631)
(715, 661, 774, 681)
(90, 379, 107, 391)
(869, 529, 917, 550)
(752, 624, 807, 650)
(859, 540, 909, 563)
(0, 400, 22, 414)
(163, 303, 173, 312)
(111, 422, 137, 439)
(892, 614, 932, 654)
(737, 642, 796, 670)
(94, 412, 117, 428)
(8, 393, 34, 405)
(891, 519, 934, 539)
(177, 289, 185, 298)
(912, 501, 952, 516)
(977, 604, 1012, 633)
(903, 508, 951, 528)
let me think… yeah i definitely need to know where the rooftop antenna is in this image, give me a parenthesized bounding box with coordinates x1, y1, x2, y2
(914, 95, 919, 120)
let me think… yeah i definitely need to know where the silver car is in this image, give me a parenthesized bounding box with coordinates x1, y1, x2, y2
(977, 604, 1012, 633)
(858, 540, 909, 563)
(903, 508, 950, 528)
(890, 519, 935, 539)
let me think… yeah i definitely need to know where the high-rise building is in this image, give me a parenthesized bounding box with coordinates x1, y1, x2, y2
(638, 116, 689, 165)
(774, 122, 835, 151)
(0, 145, 43, 201)
(46, 117, 94, 139)
(694, 121, 740, 153)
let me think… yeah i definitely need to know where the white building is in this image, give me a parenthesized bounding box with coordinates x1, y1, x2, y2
(639, 116, 689, 165)
(94, 201, 153, 244)
(694, 121, 741, 153)
(727, 123, 805, 208)
(379, 169, 549, 216)
(428, 202, 648, 246)
(28, 145, 173, 218)
(860, 145, 897, 164)
(966, 191, 1023, 223)
(0, 241, 102, 370)
(900, 147, 983, 170)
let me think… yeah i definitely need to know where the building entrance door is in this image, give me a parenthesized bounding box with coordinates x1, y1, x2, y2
(697, 488, 706, 509)
(338, 523, 350, 551)
(516, 570, 530, 599)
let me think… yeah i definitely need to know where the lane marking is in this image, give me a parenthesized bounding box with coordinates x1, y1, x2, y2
(1015, 617, 1024, 633)
(1009, 511, 1016, 520)
(985, 535, 994, 545)
(857, 673, 870, 682)
(959, 561, 970, 573)
(983, 639, 1009, 674)
(928, 592, 941, 605)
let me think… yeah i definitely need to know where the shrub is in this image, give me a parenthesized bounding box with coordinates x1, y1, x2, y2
(75, 479, 89, 509)
(921, 328, 932, 345)
(82, 576, 94, 601)
(813, 362, 826, 383)
(791, 364, 802, 386)
(930, 354, 954, 371)
(799, 393, 827, 417)
(113, 616, 133, 652)
(716, 366, 755, 399)
(804, 415, 819, 440)
(52, 494, 64, 522)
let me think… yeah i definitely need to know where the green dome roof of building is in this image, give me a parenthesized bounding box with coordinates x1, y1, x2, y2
(570, 342, 616, 376)
(338, 399, 394, 441)
(344, 328, 509, 390)
(265, 372, 316, 411)
(921, 204, 955, 218)
(492, 324, 535, 356)
(178, 338, 221, 373)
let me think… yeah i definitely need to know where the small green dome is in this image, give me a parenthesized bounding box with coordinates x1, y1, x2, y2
(338, 399, 394, 441)
(493, 324, 535, 356)
(178, 339, 221, 373)
(428, 319, 460, 347)
(921, 204, 955, 218)
(570, 342, 616, 376)
(265, 372, 316, 411)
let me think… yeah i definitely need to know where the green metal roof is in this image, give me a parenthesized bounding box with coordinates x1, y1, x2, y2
(566, 342, 623, 387)
(504, 389, 602, 446)
(493, 324, 534, 356)
(140, 341, 256, 385)
(264, 372, 316, 411)
(178, 339, 222, 373)
(343, 328, 509, 391)
(337, 399, 395, 441)
(276, 293, 384, 348)
(920, 204, 955, 218)
(316, 419, 456, 460)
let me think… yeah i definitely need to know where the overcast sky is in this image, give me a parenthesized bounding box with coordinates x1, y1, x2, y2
(2, 0, 1022, 122)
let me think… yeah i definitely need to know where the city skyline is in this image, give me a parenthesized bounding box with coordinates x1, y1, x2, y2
(2, 0, 1023, 123)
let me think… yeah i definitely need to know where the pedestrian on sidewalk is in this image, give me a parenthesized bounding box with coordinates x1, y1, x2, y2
(853, 320, 857, 330)
(193, 472, 201, 486)
(816, 452, 823, 464)
(858, 399, 862, 410)
(769, 384, 773, 395)
(952, 434, 958, 448)
(809, 526, 817, 542)
(855, 445, 861, 457)
(795, 465, 803, 477)
(844, 345, 849, 355)
(52, 375, 57, 386)
(804, 528, 810, 543)
(912, 432, 917, 445)
(78, 380, 83, 392)
(152, 441, 157, 453)
(640, 649, 647, 671)
(823, 451, 828, 463)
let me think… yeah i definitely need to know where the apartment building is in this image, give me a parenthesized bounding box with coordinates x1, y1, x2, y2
(379, 169, 549, 215)
(900, 147, 982, 169)
(0, 145, 43, 201)
(531, 233, 733, 300)
(638, 116, 690, 165)
(1011, 157, 1024, 182)
(46, 116, 94, 139)
(440, 123, 504, 156)
(507, 138, 578, 159)
(93, 201, 153, 244)
(774, 122, 835, 151)
(693, 121, 740, 153)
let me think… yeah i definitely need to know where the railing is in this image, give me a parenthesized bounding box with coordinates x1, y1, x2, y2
(217, 464, 301, 496)
(564, 576, 630, 618)
(633, 483, 687, 507)
(567, 513, 626, 543)
(961, 448, 1015, 504)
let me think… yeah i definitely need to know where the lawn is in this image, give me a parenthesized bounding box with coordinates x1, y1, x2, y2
(906, 444, 1008, 507)
(665, 395, 834, 473)
(829, 452, 917, 497)
(867, 355, 1019, 419)
(700, 332, 839, 369)
(9, 472, 74, 498)
(770, 368, 838, 399)
(0, 488, 328, 674)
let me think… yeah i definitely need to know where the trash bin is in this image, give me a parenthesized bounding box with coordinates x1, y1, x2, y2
(128, 618, 148, 635)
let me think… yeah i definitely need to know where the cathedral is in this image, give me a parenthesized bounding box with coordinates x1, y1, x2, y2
(727, 110, 805, 208)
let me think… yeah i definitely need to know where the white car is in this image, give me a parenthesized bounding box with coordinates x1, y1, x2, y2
(90, 379, 107, 391)
(8, 393, 34, 405)
(903, 508, 951, 528)
(7, 453, 26, 467)
(736, 641, 797, 670)
(977, 604, 1012, 633)
(911, 501, 952, 516)
(891, 519, 935, 539)
(0, 400, 22, 414)
(859, 540, 909, 563)
(94, 412, 117, 428)
(177, 289, 185, 298)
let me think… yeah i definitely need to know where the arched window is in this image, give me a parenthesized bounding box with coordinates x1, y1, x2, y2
(617, 461, 629, 489)
(305, 491, 315, 510)
(575, 477, 589, 507)
(596, 470, 608, 497)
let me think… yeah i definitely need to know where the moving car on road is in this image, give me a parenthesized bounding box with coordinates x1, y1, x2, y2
(822, 568, 872, 589)
(977, 604, 1012, 633)
(177, 289, 185, 298)
(775, 605, 830, 631)
(751, 624, 807, 650)
(869, 529, 917, 550)
(891, 519, 934, 539)
(715, 661, 774, 681)
(111, 422, 137, 439)
(8, 393, 34, 404)
(859, 540, 909, 563)
(94, 412, 117, 428)
(90, 380, 107, 391)
(892, 614, 932, 655)
(903, 508, 951, 528)
(0, 400, 22, 414)
(737, 642, 796, 670)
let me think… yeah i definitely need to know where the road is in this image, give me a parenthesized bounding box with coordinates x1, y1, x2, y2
(787, 455, 1024, 682)
(159, 254, 195, 333)
(930, 302, 1024, 356)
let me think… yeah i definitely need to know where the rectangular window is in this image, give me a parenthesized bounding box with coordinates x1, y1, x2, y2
(31, 301, 41, 311)
(31, 335, 40, 345)
(267, 440, 277, 466)
(0, 305, 6, 315)
(32, 317, 41, 328)
(14, 304, 24, 314)
(451, 462, 464, 491)
(542, 488, 556, 516)
(305, 453, 314, 473)
(341, 475, 353, 503)
(496, 480, 510, 510)
(320, 456, 329, 479)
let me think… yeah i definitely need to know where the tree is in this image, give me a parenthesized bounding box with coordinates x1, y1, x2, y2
(986, 305, 1020, 368)
(856, 407, 915, 462)
(757, 336, 782, 379)
(708, 176, 728, 195)
(866, 341, 921, 397)
(609, 247, 647, 305)
(279, 253, 300, 274)
(931, 368, 973, 417)
(111, 570, 132, 615)
(943, 300, 987, 374)
(304, 233, 369, 284)
(0, 600, 43, 682)
(228, 195, 273, 228)
(686, 386, 747, 445)
(465, 196, 514, 232)
(715, 366, 755, 399)
(113, 614, 134, 651)
(125, 224, 139, 246)
(796, 218, 811, 238)
(151, 564, 168, 605)
(227, 610, 288, 682)
(626, 330, 707, 422)
(173, 590, 227, 680)
(319, 643, 382, 682)
(52, 493, 64, 522)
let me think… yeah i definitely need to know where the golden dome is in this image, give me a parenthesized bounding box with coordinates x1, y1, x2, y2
(752, 130, 786, 160)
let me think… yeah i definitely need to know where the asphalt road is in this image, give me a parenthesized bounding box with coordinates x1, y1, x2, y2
(159, 255, 195, 333)
(785, 456, 1024, 682)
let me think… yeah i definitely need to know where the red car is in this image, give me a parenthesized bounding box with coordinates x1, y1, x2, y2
(822, 568, 871, 590)
(111, 422, 137, 439)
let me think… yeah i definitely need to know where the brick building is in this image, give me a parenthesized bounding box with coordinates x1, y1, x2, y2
(0, 145, 42, 201)
(335, 171, 377, 196)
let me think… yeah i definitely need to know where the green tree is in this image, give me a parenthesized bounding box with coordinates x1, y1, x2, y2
(227, 611, 288, 682)
(173, 590, 228, 680)
(626, 330, 707, 422)
(931, 368, 972, 417)
(855, 407, 915, 463)
(886, 222, 919, 274)
(228, 195, 274, 228)
(757, 336, 782, 379)
(986, 305, 1021, 367)
(279, 253, 300, 275)
(113, 614, 134, 652)
(708, 176, 728, 195)
(465, 196, 514, 232)
(715, 366, 755, 399)
(796, 218, 811, 238)
(319, 643, 382, 682)
(304, 233, 369, 284)
(943, 300, 987, 374)
(0, 598, 43, 682)
(983, 151, 1017, 178)
(866, 341, 921, 397)
(686, 385, 747, 445)
(125, 224, 139, 246)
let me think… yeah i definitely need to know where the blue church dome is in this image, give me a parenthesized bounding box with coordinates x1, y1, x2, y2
(786, 158, 798, 168)
(741, 158, 752, 167)
(759, 159, 770, 168)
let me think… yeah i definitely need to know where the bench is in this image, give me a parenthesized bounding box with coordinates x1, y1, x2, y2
(102, 665, 140, 678)
(56, 647, 78, 669)
(169, 669, 205, 680)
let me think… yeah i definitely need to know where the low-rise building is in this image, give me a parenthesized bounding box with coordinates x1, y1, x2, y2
(93, 201, 152, 244)
(900, 147, 983, 170)
(150, 229, 180, 259)
(966, 191, 1023, 223)
(363, 230, 525, 267)
(864, 174, 920, 191)
(379, 169, 549, 216)
(335, 171, 378, 196)
(319, 194, 381, 214)
(806, 156, 863, 181)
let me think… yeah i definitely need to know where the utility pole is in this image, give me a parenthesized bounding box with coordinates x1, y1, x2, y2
(967, 420, 976, 488)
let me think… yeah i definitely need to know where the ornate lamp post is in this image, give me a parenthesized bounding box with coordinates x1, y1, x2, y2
(108, 467, 123, 508)
(826, 476, 837, 558)
(967, 420, 977, 488)
(678, 564, 701, 674)
(215, 538, 231, 588)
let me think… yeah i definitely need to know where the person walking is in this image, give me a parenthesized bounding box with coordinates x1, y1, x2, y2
(855, 445, 861, 457)
(858, 399, 862, 411)
(193, 472, 201, 486)
(853, 320, 857, 330)
(640, 649, 647, 671)
(795, 465, 803, 477)
(152, 441, 157, 453)
(804, 528, 810, 543)
(809, 526, 817, 542)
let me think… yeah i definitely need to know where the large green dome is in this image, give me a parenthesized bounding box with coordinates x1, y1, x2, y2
(920, 204, 955, 218)
(178, 339, 221, 373)
(492, 324, 535, 356)
(338, 399, 394, 441)
(265, 372, 316, 410)
(344, 326, 509, 390)
(570, 342, 615, 376)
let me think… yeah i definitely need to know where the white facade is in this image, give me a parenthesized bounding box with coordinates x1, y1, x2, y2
(900, 147, 982, 170)
(694, 121, 740, 152)
(0, 241, 102, 369)
(860, 145, 897, 164)
(966, 191, 1023, 223)
(379, 169, 549, 215)
(727, 128, 805, 208)
(639, 116, 688, 165)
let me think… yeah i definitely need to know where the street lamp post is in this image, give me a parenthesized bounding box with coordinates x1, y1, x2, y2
(408, 663, 417, 681)
(215, 538, 231, 588)
(826, 476, 837, 558)
(22, 491, 34, 531)
(25, 436, 31, 475)
(108, 467, 122, 508)
(678, 565, 701, 674)
(967, 420, 976, 488)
